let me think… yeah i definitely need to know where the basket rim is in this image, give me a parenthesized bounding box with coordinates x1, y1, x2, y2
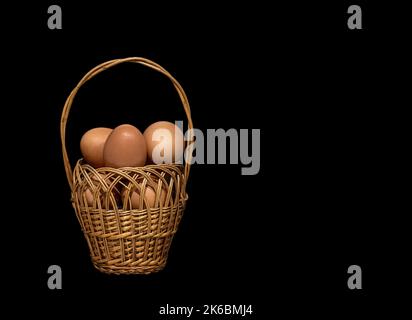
(76, 158, 185, 171)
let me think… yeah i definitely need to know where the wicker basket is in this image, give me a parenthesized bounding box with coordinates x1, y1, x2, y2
(60, 57, 193, 275)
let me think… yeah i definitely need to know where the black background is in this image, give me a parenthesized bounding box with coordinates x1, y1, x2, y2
(26, 1, 410, 318)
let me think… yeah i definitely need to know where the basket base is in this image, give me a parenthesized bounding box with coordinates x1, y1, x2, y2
(92, 261, 167, 275)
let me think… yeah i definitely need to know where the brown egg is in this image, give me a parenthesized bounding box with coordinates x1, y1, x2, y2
(79, 173, 120, 209)
(122, 185, 167, 209)
(143, 121, 184, 164)
(83, 188, 94, 207)
(103, 124, 147, 168)
(80, 127, 112, 168)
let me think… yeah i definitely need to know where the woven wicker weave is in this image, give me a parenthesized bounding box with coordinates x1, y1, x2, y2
(60, 57, 193, 275)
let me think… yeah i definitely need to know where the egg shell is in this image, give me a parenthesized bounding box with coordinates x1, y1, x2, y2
(83, 188, 94, 206)
(143, 121, 184, 164)
(80, 173, 120, 209)
(103, 124, 147, 168)
(80, 127, 112, 168)
(122, 185, 168, 209)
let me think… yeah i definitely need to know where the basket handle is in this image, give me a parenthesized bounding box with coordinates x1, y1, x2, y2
(60, 57, 194, 191)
